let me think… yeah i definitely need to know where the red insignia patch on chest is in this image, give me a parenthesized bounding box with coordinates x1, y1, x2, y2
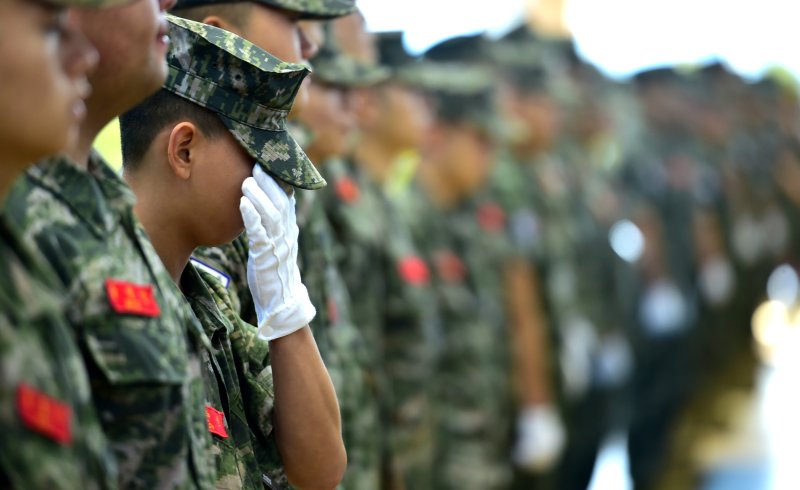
(105, 279, 161, 317)
(434, 251, 467, 284)
(205, 405, 228, 438)
(327, 297, 339, 326)
(398, 256, 431, 286)
(16, 384, 72, 445)
(477, 202, 506, 233)
(335, 177, 360, 204)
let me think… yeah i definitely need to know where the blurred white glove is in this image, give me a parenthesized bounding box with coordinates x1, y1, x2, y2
(240, 166, 315, 340)
(512, 405, 566, 473)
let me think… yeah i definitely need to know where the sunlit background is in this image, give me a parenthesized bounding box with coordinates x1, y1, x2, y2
(358, 0, 800, 81)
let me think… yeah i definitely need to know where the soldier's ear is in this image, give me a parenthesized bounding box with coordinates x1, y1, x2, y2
(202, 15, 242, 37)
(166, 122, 199, 181)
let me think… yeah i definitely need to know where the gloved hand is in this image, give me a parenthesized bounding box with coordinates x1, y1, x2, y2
(512, 405, 566, 473)
(240, 166, 315, 340)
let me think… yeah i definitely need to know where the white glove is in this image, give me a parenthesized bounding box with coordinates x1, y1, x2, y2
(512, 405, 566, 473)
(240, 166, 316, 340)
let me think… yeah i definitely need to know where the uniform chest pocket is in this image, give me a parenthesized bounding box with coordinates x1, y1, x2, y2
(78, 280, 187, 385)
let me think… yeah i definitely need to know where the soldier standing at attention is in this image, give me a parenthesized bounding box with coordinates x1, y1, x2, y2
(322, 24, 442, 490)
(0, 0, 116, 487)
(3, 0, 222, 487)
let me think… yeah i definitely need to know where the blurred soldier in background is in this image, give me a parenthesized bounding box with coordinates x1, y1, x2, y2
(323, 19, 442, 490)
(292, 28, 386, 490)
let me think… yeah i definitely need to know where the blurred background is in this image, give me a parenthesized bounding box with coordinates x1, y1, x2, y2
(351, 1, 800, 489)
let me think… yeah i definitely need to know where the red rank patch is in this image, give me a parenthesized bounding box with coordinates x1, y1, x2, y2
(398, 256, 431, 286)
(105, 279, 161, 317)
(477, 202, 506, 233)
(205, 405, 228, 438)
(16, 384, 72, 445)
(434, 251, 467, 284)
(335, 177, 360, 204)
(327, 297, 339, 326)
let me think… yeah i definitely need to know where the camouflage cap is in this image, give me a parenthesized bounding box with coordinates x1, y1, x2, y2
(311, 28, 389, 88)
(418, 36, 499, 133)
(164, 15, 326, 190)
(491, 25, 551, 91)
(171, 0, 356, 20)
(374, 31, 443, 91)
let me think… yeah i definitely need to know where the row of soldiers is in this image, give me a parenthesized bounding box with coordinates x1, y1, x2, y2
(2, 0, 798, 489)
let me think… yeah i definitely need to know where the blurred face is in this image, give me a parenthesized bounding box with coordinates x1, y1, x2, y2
(434, 123, 492, 198)
(501, 85, 561, 152)
(240, 6, 317, 115)
(378, 84, 431, 149)
(73, 0, 173, 116)
(0, 0, 97, 169)
(301, 81, 354, 163)
(190, 131, 254, 245)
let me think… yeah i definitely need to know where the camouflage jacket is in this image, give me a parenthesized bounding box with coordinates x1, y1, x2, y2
(391, 183, 513, 490)
(193, 190, 383, 490)
(4, 154, 215, 489)
(321, 158, 440, 488)
(296, 188, 382, 490)
(182, 262, 290, 489)
(0, 215, 117, 489)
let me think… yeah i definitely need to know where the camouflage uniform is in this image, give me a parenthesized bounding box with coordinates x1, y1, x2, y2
(391, 181, 513, 490)
(186, 23, 382, 490)
(4, 153, 216, 490)
(182, 264, 287, 489)
(143, 16, 316, 488)
(309, 33, 439, 488)
(193, 168, 384, 490)
(294, 184, 381, 490)
(322, 157, 440, 489)
(0, 216, 117, 490)
(0, 0, 142, 485)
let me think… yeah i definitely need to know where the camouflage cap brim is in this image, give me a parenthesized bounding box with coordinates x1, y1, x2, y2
(311, 55, 391, 88)
(221, 118, 326, 190)
(261, 0, 356, 19)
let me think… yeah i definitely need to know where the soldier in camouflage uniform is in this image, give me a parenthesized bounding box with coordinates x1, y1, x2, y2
(119, 16, 345, 489)
(316, 22, 441, 490)
(3, 1, 219, 487)
(286, 33, 391, 490)
(0, 0, 119, 487)
(177, 4, 383, 488)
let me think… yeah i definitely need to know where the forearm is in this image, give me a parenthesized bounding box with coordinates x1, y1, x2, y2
(270, 326, 346, 490)
(504, 259, 553, 406)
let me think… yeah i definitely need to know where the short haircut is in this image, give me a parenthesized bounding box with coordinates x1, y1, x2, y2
(171, 2, 253, 31)
(120, 89, 227, 170)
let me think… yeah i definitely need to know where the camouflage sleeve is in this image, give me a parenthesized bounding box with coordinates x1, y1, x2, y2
(0, 254, 118, 489)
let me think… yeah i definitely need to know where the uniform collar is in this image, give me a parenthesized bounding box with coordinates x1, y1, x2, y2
(181, 262, 233, 338)
(26, 152, 137, 238)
